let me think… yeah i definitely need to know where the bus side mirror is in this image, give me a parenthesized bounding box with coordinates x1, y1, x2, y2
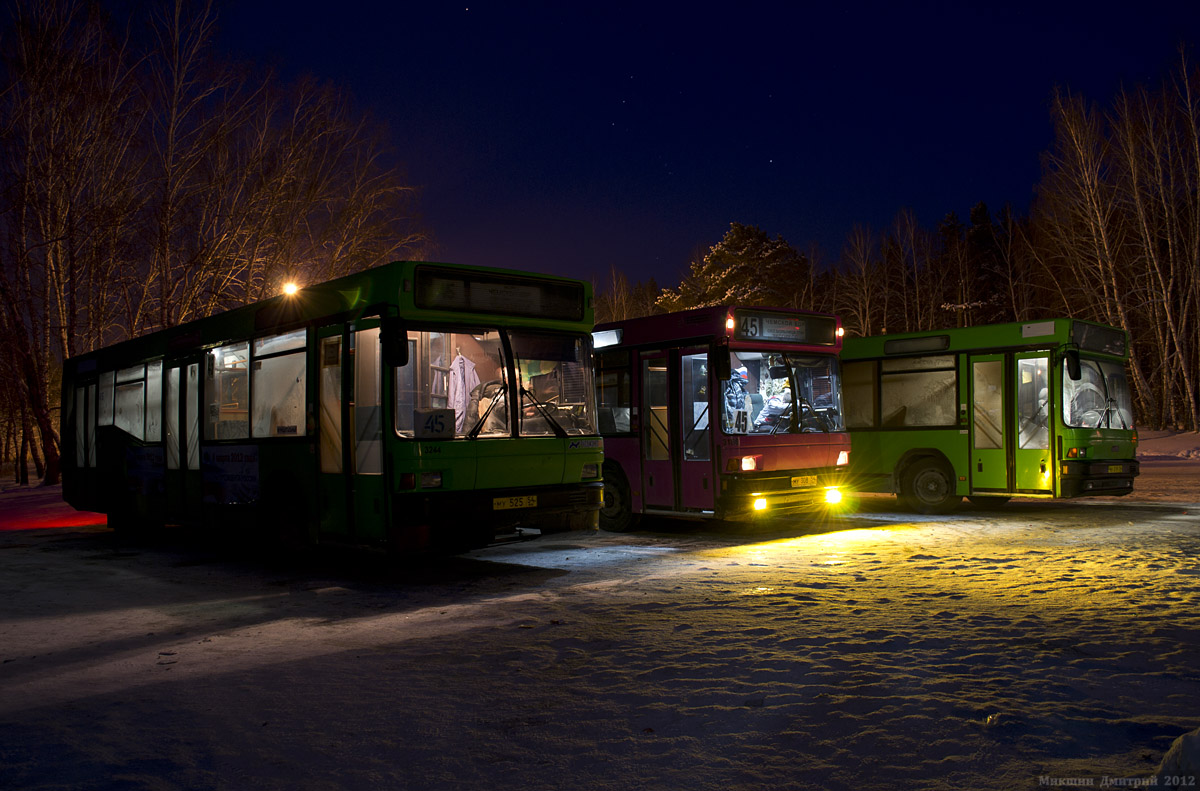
(713, 347, 731, 381)
(381, 316, 408, 368)
(1065, 350, 1081, 381)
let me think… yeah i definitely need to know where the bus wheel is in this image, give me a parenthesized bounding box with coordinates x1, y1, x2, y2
(901, 459, 961, 515)
(600, 469, 639, 533)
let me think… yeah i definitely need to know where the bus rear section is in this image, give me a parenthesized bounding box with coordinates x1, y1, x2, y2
(841, 318, 1139, 513)
(594, 306, 851, 532)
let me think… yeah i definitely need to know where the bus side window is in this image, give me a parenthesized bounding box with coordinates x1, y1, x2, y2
(114, 364, 146, 440)
(881, 356, 956, 427)
(251, 331, 307, 438)
(596, 349, 632, 435)
(206, 343, 250, 440)
(843, 361, 877, 428)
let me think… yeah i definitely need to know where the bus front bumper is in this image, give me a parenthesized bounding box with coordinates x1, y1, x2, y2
(717, 468, 849, 520)
(393, 481, 603, 542)
(1058, 458, 1140, 498)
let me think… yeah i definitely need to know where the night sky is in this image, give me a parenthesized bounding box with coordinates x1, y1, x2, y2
(215, 2, 1200, 289)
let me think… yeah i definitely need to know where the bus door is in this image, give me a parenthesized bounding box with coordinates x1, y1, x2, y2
(970, 354, 1008, 491)
(639, 348, 715, 514)
(317, 323, 389, 540)
(164, 358, 203, 523)
(679, 348, 715, 512)
(1013, 353, 1052, 493)
(640, 351, 675, 510)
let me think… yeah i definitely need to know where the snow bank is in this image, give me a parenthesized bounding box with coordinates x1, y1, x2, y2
(1137, 430, 1200, 460)
(1157, 727, 1200, 789)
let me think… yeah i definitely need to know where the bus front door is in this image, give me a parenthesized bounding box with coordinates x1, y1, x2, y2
(639, 349, 714, 515)
(640, 352, 675, 510)
(318, 324, 389, 542)
(970, 355, 1009, 492)
(1013, 354, 1052, 493)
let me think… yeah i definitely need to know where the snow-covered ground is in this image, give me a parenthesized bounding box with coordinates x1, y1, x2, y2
(1, 434, 1199, 790)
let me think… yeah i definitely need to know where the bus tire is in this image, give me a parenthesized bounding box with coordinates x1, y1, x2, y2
(901, 459, 961, 515)
(600, 467, 639, 533)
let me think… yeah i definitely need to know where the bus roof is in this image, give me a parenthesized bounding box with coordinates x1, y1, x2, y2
(841, 318, 1128, 361)
(65, 261, 594, 370)
(595, 305, 842, 350)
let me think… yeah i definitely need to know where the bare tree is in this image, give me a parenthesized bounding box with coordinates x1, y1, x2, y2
(835, 224, 881, 336)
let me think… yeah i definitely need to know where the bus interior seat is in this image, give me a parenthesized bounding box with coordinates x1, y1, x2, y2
(749, 393, 764, 419)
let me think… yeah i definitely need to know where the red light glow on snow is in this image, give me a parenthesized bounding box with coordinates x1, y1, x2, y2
(0, 512, 107, 531)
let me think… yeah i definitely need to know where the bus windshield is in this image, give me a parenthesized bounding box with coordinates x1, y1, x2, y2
(511, 330, 596, 437)
(396, 328, 596, 438)
(722, 351, 844, 435)
(1062, 357, 1134, 429)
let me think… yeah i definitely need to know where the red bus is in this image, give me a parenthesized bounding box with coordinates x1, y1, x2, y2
(592, 305, 850, 531)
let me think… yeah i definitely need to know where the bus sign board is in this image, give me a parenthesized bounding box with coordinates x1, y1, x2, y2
(413, 265, 584, 322)
(732, 309, 838, 345)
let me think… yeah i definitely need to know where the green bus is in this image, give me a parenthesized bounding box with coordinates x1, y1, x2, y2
(841, 318, 1139, 513)
(61, 261, 604, 552)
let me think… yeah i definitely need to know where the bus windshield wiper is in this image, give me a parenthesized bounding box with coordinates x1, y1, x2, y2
(467, 386, 505, 439)
(521, 386, 569, 439)
(1103, 397, 1127, 430)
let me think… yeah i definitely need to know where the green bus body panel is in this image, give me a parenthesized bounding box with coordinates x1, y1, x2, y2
(847, 429, 970, 495)
(399, 439, 602, 490)
(841, 318, 1128, 364)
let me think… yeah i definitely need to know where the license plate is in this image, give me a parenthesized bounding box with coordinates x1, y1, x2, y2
(1107, 464, 1124, 474)
(493, 495, 537, 510)
(790, 475, 817, 488)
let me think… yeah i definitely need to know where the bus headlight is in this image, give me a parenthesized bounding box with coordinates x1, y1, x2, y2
(581, 463, 599, 480)
(741, 455, 763, 472)
(419, 472, 443, 489)
(824, 487, 843, 505)
(753, 497, 768, 511)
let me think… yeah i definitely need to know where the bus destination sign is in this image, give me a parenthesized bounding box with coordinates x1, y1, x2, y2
(732, 310, 837, 345)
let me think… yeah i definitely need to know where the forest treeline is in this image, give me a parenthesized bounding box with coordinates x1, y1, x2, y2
(0, 0, 427, 484)
(599, 51, 1200, 436)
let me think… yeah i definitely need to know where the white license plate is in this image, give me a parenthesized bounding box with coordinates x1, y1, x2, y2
(790, 475, 817, 488)
(493, 495, 538, 510)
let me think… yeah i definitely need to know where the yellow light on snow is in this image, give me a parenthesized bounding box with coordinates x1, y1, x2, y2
(824, 487, 843, 505)
(753, 497, 768, 511)
(283, 282, 299, 296)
